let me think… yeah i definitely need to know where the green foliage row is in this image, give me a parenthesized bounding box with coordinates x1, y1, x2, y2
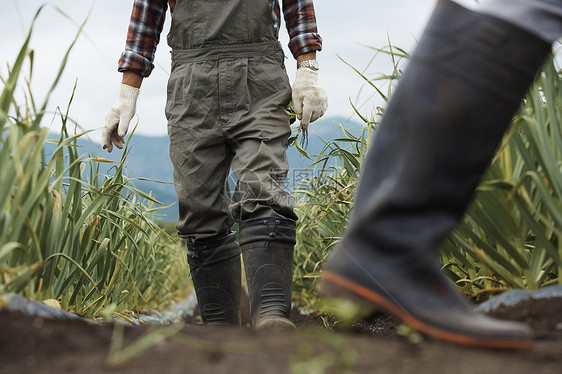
(440, 58, 562, 295)
(292, 43, 406, 308)
(0, 9, 190, 318)
(292, 44, 562, 307)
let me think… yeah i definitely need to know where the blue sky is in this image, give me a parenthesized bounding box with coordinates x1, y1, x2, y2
(0, 0, 489, 140)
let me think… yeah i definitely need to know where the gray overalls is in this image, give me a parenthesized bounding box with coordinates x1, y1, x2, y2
(166, 0, 297, 242)
(166, 0, 298, 327)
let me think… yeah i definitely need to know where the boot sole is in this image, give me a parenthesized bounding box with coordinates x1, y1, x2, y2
(320, 271, 532, 350)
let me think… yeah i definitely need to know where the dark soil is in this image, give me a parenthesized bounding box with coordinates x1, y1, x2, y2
(1, 297, 561, 374)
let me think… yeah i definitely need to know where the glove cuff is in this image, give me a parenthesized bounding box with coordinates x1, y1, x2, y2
(119, 84, 140, 105)
(294, 68, 319, 85)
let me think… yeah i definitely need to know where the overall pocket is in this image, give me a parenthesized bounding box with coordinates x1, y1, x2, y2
(192, 0, 249, 44)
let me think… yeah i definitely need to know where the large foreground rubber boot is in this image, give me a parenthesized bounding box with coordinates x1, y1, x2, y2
(240, 217, 297, 330)
(319, 0, 552, 349)
(187, 232, 241, 326)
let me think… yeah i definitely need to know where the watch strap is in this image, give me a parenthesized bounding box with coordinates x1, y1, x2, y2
(297, 59, 319, 71)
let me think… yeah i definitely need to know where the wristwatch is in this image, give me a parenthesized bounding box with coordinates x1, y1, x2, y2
(297, 59, 319, 71)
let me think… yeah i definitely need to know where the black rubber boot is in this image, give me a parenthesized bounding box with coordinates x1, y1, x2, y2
(187, 232, 241, 326)
(240, 217, 297, 330)
(319, 0, 552, 349)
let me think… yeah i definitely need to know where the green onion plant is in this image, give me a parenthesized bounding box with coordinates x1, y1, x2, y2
(292, 41, 561, 308)
(0, 8, 190, 318)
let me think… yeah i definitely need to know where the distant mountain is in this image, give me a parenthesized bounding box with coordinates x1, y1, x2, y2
(46, 116, 365, 222)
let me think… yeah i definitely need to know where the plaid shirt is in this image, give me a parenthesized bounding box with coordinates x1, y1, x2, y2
(118, 0, 322, 77)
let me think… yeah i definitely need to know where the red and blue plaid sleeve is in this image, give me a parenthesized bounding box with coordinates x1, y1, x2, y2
(118, 0, 319, 74)
(118, 0, 171, 77)
(282, 0, 323, 58)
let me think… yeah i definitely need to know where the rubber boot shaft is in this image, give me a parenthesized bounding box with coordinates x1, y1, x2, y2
(240, 217, 296, 329)
(321, 0, 552, 349)
(187, 232, 242, 326)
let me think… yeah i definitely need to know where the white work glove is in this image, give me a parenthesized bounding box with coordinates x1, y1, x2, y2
(291, 68, 328, 130)
(102, 84, 139, 152)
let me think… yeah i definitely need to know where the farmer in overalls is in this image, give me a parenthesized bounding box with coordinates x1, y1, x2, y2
(103, 0, 328, 329)
(320, 0, 562, 349)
